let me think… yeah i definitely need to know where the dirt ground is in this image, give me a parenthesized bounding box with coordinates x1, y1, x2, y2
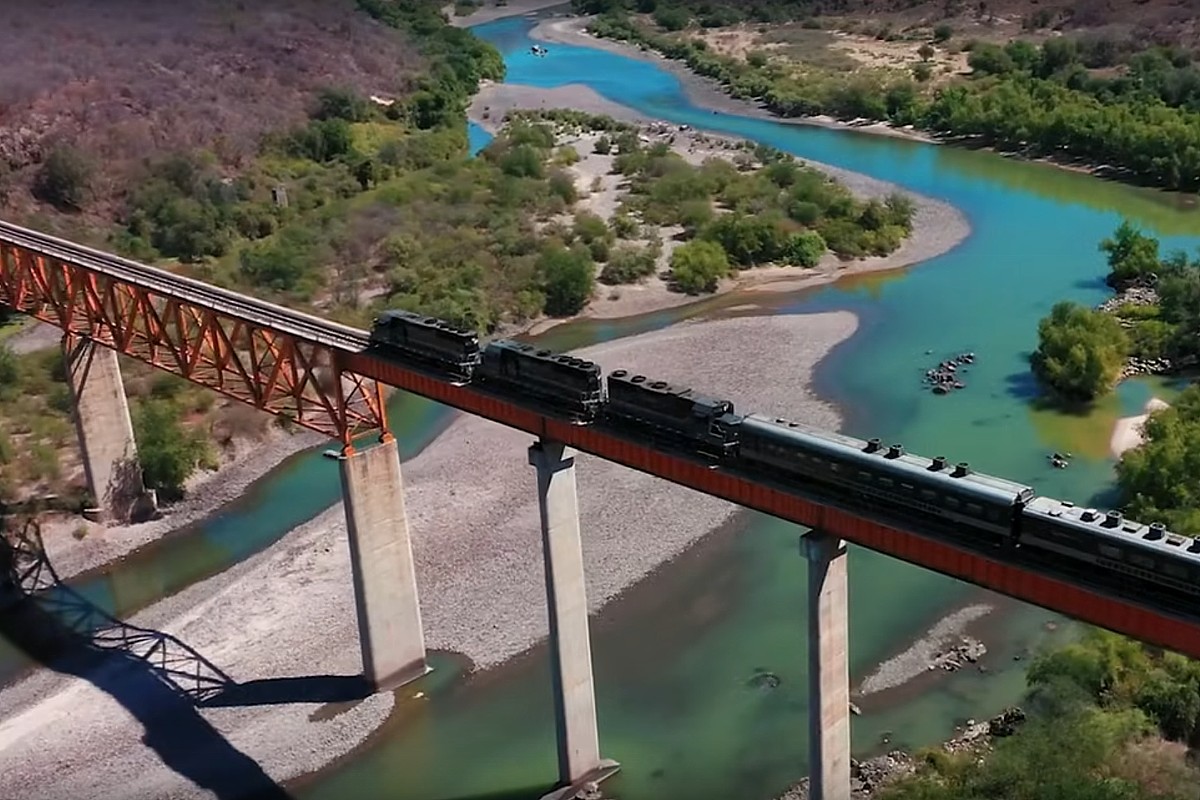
(691, 0, 1200, 84)
(0, 0, 422, 226)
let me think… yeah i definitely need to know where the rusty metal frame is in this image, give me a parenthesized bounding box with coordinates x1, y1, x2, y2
(0, 242, 387, 447)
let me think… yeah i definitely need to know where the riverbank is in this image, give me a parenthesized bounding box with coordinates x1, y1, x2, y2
(528, 15, 1147, 185)
(529, 16, 938, 145)
(446, 0, 566, 29)
(1111, 396, 1171, 458)
(0, 311, 866, 799)
(36, 425, 326, 581)
(469, 81, 969, 330)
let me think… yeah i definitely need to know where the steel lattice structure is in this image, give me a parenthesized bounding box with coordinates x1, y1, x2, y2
(0, 232, 387, 448)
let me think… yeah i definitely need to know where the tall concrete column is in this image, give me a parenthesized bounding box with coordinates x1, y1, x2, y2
(339, 436, 429, 690)
(802, 531, 851, 800)
(64, 336, 146, 522)
(528, 439, 619, 800)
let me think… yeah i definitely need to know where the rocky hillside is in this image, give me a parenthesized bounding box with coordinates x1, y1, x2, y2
(0, 0, 423, 226)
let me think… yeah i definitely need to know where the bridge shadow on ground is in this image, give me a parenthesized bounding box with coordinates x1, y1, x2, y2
(0, 519, 372, 800)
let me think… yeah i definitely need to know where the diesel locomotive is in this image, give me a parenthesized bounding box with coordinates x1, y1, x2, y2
(368, 310, 1200, 614)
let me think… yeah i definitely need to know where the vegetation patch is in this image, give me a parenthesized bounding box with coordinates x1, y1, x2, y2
(579, 1, 1200, 190)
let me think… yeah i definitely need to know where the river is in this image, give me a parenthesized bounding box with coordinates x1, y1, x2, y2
(6, 10, 1200, 800)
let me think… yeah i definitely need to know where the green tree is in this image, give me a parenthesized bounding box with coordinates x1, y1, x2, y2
(34, 146, 92, 211)
(782, 230, 826, 267)
(314, 87, 370, 122)
(1115, 385, 1200, 532)
(918, 43, 936, 62)
(701, 213, 785, 266)
(1030, 301, 1128, 401)
(133, 400, 212, 502)
(539, 246, 595, 316)
(670, 240, 730, 293)
(1100, 220, 1162, 287)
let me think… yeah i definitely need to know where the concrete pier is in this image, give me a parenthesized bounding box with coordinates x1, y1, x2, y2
(803, 531, 851, 800)
(528, 440, 619, 800)
(339, 436, 428, 690)
(64, 337, 146, 522)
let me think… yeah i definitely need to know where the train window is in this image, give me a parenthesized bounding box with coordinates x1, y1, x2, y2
(966, 503, 984, 516)
(920, 489, 937, 502)
(1098, 545, 1122, 560)
(944, 496, 960, 508)
(900, 482, 915, 492)
(878, 477, 894, 487)
(828, 463, 841, 473)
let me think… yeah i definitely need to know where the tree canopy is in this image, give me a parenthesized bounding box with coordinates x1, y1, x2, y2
(1101, 220, 1162, 288)
(1116, 386, 1200, 533)
(670, 239, 731, 293)
(1030, 301, 1128, 402)
(585, 8, 1200, 190)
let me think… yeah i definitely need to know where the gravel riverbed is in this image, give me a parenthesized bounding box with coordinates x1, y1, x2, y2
(0, 311, 856, 799)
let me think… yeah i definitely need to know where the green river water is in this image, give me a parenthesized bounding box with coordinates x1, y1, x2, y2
(5, 10, 1200, 800)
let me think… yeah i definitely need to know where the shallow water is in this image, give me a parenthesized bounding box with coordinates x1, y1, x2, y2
(5, 13, 1200, 800)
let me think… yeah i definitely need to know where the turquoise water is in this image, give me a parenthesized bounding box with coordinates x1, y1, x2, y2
(468, 121, 494, 156)
(5, 13, 1200, 800)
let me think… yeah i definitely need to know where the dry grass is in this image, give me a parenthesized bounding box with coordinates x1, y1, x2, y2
(0, 0, 423, 223)
(826, 0, 1200, 49)
(1111, 737, 1200, 796)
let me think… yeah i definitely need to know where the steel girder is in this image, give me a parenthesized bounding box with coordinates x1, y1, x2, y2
(0, 243, 387, 447)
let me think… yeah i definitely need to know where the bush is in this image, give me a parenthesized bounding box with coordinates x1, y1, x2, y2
(1100, 220, 1161, 288)
(782, 230, 827, 267)
(539, 246, 595, 316)
(600, 243, 658, 284)
(34, 146, 92, 210)
(671, 239, 731, 293)
(1030, 301, 1128, 401)
(314, 87, 370, 122)
(133, 399, 213, 502)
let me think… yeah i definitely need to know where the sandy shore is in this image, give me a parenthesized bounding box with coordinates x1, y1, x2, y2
(36, 426, 327, 581)
(0, 311, 857, 799)
(530, 16, 938, 144)
(469, 82, 969, 329)
(1111, 397, 1170, 458)
(446, 0, 567, 28)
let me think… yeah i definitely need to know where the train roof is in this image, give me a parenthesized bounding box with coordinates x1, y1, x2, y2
(1025, 496, 1200, 558)
(374, 309, 478, 336)
(608, 370, 735, 411)
(740, 413, 1034, 504)
(484, 339, 601, 373)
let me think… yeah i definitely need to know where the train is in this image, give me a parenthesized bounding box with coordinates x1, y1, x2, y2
(368, 311, 1200, 615)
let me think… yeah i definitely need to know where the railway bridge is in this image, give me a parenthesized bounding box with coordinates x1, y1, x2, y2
(1, 220, 1198, 800)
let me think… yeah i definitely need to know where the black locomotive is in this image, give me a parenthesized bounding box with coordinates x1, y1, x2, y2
(477, 339, 604, 421)
(366, 309, 1200, 616)
(605, 370, 740, 459)
(369, 310, 479, 381)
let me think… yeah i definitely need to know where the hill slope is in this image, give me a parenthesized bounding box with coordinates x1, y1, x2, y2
(0, 0, 422, 221)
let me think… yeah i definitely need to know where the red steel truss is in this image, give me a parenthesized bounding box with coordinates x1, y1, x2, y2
(0, 242, 387, 448)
